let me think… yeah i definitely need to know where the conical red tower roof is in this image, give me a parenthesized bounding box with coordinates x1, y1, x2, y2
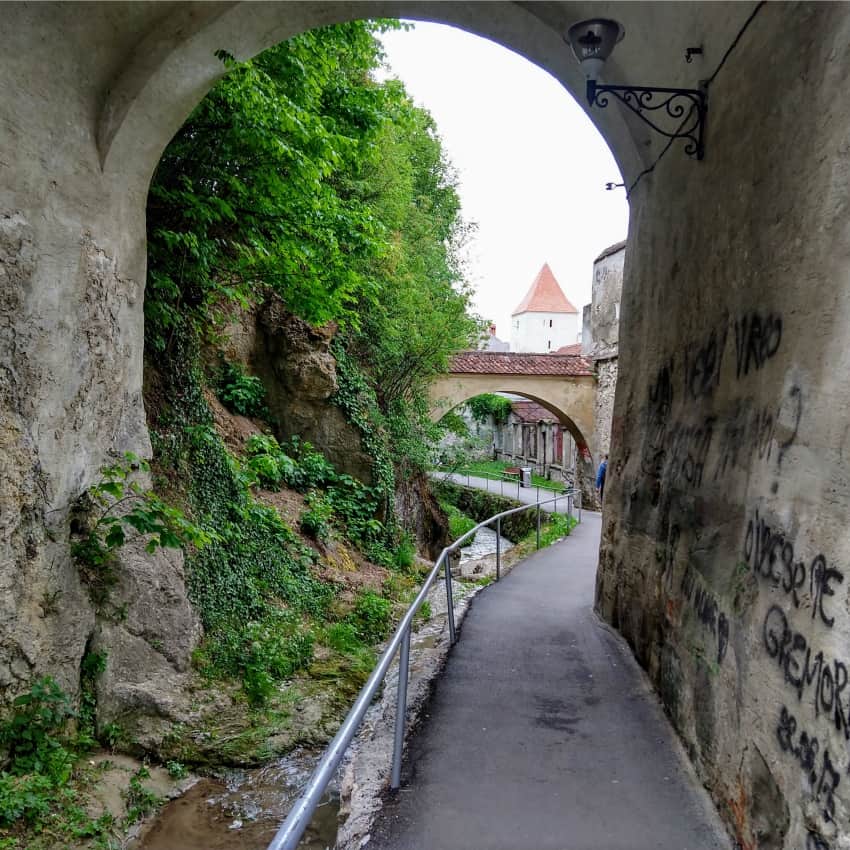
(511, 263, 578, 315)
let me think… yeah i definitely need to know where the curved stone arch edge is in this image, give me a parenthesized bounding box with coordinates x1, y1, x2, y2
(97, 1, 642, 186)
(430, 389, 593, 462)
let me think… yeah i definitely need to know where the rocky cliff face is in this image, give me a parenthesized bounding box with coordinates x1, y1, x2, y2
(2, 293, 448, 750)
(394, 474, 449, 561)
(251, 299, 375, 486)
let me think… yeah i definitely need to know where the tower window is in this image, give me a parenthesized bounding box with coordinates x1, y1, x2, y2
(549, 319, 553, 328)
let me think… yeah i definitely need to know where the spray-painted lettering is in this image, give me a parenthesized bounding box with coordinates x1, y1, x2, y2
(744, 510, 843, 627)
(763, 606, 850, 739)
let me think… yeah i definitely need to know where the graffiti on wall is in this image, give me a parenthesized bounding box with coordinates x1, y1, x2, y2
(640, 311, 799, 491)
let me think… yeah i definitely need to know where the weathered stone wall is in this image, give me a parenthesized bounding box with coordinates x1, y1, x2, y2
(583, 242, 624, 362)
(583, 242, 624, 460)
(593, 358, 618, 459)
(596, 5, 850, 849)
(0, 6, 154, 700)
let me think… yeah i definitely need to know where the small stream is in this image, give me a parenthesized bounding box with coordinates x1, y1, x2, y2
(458, 525, 514, 575)
(131, 749, 337, 850)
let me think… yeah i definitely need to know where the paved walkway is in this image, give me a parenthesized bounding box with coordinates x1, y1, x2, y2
(368, 513, 730, 850)
(433, 472, 576, 514)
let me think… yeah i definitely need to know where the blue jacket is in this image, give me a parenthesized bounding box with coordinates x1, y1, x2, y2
(596, 460, 607, 489)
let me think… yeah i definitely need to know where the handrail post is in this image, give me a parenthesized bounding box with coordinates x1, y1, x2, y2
(554, 494, 558, 514)
(536, 503, 541, 550)
(444, 552, 456, 644)
(390, 626, 411, 790)
(500, 477, 503, 497)
(495, 518, 501, 581)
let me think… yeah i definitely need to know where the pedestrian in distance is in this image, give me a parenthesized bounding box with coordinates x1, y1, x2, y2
(596, 454, 608, 503)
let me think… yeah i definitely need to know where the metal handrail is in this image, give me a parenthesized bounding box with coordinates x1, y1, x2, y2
(436, 467, 571, 500)
(266, 489, 580, 850)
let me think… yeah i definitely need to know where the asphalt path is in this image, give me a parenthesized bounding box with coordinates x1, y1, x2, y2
(367, 512, 730, 850)
(432, 472, 578, 514)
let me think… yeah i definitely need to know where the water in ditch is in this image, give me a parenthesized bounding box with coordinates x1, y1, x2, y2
(131, 749, 337, 850)
(458, 526, 514, 575)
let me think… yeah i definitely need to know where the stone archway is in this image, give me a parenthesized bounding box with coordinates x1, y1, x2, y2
(6, 6, 850, 848)
(429, 374, 595, 456)
(430, 384, 598, 508)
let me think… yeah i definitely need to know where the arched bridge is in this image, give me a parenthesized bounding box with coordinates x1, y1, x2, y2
(428, 350, 597, 459)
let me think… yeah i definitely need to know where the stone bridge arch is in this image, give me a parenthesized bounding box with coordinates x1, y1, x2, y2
(429, 373, 595, 458)
(429, 352, 598, 504)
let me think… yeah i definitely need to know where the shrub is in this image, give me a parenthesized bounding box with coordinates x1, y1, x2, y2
(393, 532, 416, 570)
(241, 618, 314, 705)
(348, 591, 392, 643)
(0, 772, 54, 825)
(439, 501, 476, 541)
(0, 677, 114, 839)
(290, 438, 336, 490)
(244, 434, 298, 489)
(217, 361, 267, 417)
(300, 491, 334, 541)
(467, 394, 513, 426)
(166, 761, 188, 780)
(324, 622, 364, 654)
(0, 677, 75, 784)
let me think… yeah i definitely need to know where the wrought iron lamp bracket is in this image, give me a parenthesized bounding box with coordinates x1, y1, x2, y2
(587, 79, 707, 160)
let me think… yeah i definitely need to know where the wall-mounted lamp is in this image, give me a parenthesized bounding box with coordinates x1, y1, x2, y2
(566, 18, 707, 160)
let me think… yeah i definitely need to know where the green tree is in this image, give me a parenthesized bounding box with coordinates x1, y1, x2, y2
(145, 23, 400, 352)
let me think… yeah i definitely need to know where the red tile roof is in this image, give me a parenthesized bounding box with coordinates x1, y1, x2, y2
(553, 343, 583, 355)
(512, 263, 578, 315)
(449, 351, 593, 377)
(511, 400, 558, 422)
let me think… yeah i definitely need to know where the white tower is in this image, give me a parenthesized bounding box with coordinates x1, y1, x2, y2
(510, 263, 579, 353)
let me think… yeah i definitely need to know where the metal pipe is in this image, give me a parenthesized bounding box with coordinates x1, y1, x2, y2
(496, 517, 501, 581)
(390, 626, 411, 790)
(445, 550, 456, 644)
(536, 504, 541, 550)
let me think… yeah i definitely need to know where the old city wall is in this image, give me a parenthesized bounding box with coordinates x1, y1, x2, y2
(596, 5, 850, 848)
(593, 359, 618, 459)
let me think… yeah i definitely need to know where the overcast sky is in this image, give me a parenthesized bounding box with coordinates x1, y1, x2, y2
(379, 22, 629, 340)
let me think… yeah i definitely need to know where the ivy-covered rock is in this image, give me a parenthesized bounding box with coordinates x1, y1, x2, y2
(432, 481, 537, 543)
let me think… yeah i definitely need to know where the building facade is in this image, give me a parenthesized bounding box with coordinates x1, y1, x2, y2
(494, 400, 580, 487)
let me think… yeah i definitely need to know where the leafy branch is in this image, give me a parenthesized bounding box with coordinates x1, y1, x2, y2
(71, 453, 216, 570)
